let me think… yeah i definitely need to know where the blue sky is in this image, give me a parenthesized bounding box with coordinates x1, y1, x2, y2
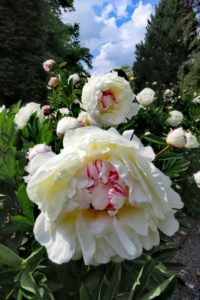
(62, 1, 159, 73)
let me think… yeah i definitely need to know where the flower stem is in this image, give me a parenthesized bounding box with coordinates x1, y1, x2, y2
(156, 145, 170, 158)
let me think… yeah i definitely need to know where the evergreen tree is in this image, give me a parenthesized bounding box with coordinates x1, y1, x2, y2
(133, 0, 198, 92)
(0, 0, 92, 105)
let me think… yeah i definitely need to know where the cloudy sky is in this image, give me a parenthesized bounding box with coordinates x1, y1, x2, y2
(62, 0, 159, 73)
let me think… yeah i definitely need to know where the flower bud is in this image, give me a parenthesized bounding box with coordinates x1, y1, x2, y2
(48, 77, 59, 88)
(68, 74, 80, 85)
(27, 144, 52, 161)
(43, 59, 56, 72)
(194, 171, 200, 188)
(185, 131, 199, 149)
(136, 88, 155, 106)
(167, 110, 183, 127)
(41, 105, 51, 116)
(56, 117, 81, 137)
(166, 128, 187, 148)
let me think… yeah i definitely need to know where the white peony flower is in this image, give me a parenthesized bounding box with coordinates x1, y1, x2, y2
(166, 128, 187, 148)
(43, 59, 56, 72)
(68, 74, 80, 85)
(194, 171, 200, 188)
(14, 102, 44, 130)
(192, 95, 200, 104)
(167, 110, 184, 127)
(185, 131, 199, 149)
(26, 127, 183, 266)
(0, 105, 6, 113)
(81, 72, 139, 127)
(56, 117, 81, 137)
(136, 88, 155, 106)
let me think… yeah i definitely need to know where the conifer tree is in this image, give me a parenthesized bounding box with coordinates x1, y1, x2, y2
(0, 0, 92, 105)
(133, 0, 198, 92)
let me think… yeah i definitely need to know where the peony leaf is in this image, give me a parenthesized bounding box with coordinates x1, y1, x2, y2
(0, 243, 22, 269)
(140, 275, 176, 300)
(97, 263, 122, 300)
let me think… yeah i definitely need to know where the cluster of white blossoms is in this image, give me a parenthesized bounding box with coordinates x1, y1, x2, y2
(24, 68, 200, 266)
(26, 127, 183, 265)
(14, 102, 45, 129)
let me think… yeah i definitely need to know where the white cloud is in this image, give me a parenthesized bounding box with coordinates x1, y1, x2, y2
(62, 1, 155, 73)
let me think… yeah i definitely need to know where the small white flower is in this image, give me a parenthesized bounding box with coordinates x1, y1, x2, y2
(163, 89, 174, 98)
(58, 108, 70, 116)
(43, 59, 56, 72)
(136, 88, 155, 106)
(152, 81, 157, 86)
(194, 171, 200, 188)
(0, 105, 6, 113)
(167, 110, 184, 127)
(185, 131, 199, 149)
(166, 128, 187, 148)
(192, 95, 200, 104)
(14, 102, 44, 129)
(56, 117, 81, 137)
(81, 72, 139, 127)
(68, 74, 80, 85)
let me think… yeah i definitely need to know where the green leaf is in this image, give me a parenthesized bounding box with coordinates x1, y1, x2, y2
(142, 134, 166, 145)
(22, 247, 44, 272)
(140, 275, 176, 300)
(128, 259, 156, 300)
(16, 184, 34, 224)
(80, 283, 94, 300)
(0, 243, 22, 269)
(20, 270, 37, 296)
(98, 263, 122, 300)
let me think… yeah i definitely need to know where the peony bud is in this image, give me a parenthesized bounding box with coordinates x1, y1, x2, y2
(167, 110, 183, 127)
(166, 128, 187, 148)
(185, 131, 199, 149)
(27, 144, 52, 161)
(56, 117, 81, 137)
(136, 88, 155, 106)
(43, 59, 56, 72)
(68, 74, 80, 85)
(48, 77, 59, 88)
(194, 171, 200, 188)
(41, 105, 51, 116)
(163, 89, 174, 98)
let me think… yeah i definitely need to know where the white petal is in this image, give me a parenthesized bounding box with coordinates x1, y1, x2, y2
(76, 214, 96, 265)
(158, 212, 179, 236)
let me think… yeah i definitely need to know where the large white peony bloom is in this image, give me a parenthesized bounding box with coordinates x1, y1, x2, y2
(14, 102, 44, 129)
(136, 88, 155, 106)
(167, 110, 183, 127)
(26, 127, 183, 265)
(81, 72, 139, 127)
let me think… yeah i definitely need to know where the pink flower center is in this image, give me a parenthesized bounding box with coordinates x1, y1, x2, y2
(84, 160, 128, 216)
(98, 89, 117, 111)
